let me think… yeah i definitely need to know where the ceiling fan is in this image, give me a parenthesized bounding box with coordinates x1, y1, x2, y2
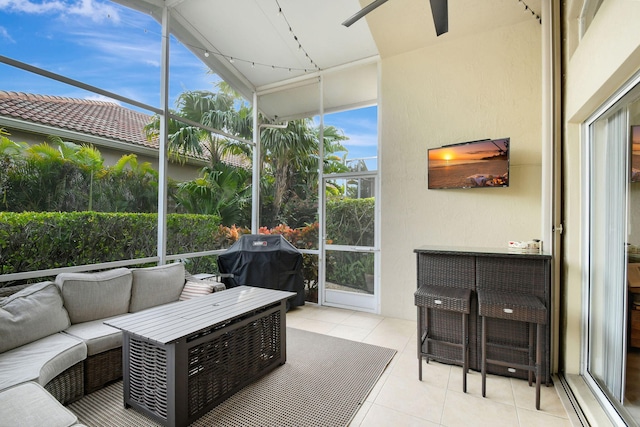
(342, 0, 448, 36)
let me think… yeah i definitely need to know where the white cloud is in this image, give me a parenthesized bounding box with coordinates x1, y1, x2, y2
(67, 0, 120, 24)
(0, 26, 14, 43)
(144, 59, 161, 68)
(54, 25, 162, 73)
(73, 31, 159, 60)
(83, 94, 120, 105)
(0, 0, 66, 14)
(343, 132, 378, 148)
(0, 0, 120, 23)
(329, 116, 378, 134)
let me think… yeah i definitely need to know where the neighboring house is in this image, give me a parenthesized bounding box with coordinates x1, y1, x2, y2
(0, 91, 237, 182)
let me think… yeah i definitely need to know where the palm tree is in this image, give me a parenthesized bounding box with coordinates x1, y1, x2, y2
(143, 87, 351, 226)
(48, 137, 103, 210)
(96, 154, 159, 213)
(260, 119, 348, 221)
(0, 132, 27, 210)
(173, 162, 251, 225)
(144, 83, 253, 166)
(14, 141, 81, 211)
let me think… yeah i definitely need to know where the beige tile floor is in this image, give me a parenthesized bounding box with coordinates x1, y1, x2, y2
(286, 303, 575, 427)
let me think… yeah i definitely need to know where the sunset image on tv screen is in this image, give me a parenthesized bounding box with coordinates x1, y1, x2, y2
(428, 138, 509, 189)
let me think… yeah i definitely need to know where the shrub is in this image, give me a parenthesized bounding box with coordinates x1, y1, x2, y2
(0, 211, 221, 281)
(0, 198, 375, 300)
(325, 198, 374, 246)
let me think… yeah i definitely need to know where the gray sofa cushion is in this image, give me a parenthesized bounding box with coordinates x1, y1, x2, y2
(56, 268, 132, 324)
(129, 263, 185, 312)
(0, 382, 78, 427)
(0, 282, 70, 353)
(63, 316, 122, 356)
(0, 333, 86, 392)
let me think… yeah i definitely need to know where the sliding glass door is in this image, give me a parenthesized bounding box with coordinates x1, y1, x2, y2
(584, 80, 640, 424)
(587, 106, 628, 402)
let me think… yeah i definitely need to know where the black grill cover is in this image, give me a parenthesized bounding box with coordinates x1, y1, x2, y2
(217, 234, 305, 307)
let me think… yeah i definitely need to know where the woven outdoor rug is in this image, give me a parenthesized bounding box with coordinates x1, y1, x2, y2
(68, 327, 396, 427)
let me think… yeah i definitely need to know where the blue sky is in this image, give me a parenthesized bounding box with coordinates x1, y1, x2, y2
(0, 0, 378, 169)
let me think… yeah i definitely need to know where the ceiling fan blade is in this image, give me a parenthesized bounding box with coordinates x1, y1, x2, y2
(342, 0, 390, 27)
(429, 0, 448, 36)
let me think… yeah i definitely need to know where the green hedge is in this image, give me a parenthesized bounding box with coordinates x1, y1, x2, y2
(0, 211, 221, 278)
(0, 198, 375, 290)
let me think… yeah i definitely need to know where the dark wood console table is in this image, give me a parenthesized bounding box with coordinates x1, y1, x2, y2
(414, 245, 552, 383)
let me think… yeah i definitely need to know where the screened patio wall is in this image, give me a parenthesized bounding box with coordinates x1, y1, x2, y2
(0, 3, 378, 291)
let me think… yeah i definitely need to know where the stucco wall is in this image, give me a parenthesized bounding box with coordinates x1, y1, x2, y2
(379, 20, 543, 320)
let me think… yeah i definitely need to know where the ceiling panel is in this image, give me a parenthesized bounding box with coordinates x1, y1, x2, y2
(257, 59, 378, 121)
(365, 0, 542, 58)
(115, 0, 543, 119)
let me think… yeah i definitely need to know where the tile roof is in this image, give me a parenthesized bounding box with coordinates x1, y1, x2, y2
(0, 91, 250, 168)
(0, 91, 157, 149)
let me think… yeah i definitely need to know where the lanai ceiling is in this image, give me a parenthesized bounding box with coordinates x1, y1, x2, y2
(115, 0, 542, 120)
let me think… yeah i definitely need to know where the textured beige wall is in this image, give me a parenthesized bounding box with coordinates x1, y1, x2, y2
(379, 20, 543, 319)
(565, 1, 640, 123)
(562, 122, 583, 375)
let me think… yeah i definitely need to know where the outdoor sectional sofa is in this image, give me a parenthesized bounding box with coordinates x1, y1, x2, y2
(0, 262, 224, 425)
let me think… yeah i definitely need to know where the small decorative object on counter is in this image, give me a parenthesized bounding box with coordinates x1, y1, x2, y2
(508, 239, 542, 253)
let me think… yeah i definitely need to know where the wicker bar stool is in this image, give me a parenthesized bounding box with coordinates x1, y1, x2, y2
(415, 284, 472, 392)
(478, 290, 547, 409)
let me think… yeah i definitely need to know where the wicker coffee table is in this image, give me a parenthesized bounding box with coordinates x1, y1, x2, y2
(105, 286, 294, 427)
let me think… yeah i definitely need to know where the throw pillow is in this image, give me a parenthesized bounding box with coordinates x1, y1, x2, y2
(179, 281, 215, 301)
(129, 262, 185, 312)
(55, 268, 132, 324)
(0, 282, 70, 353)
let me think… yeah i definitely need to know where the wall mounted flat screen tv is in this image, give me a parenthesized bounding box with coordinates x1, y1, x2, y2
(428, 138, 510, 189)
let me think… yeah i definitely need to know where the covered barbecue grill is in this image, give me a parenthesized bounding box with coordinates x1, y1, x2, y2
(217, 234, 305, 307)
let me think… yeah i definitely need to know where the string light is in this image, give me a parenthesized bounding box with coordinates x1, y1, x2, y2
(122, 3, 543, 77)
(123, 7, 319, 74)
(517, 0, 541, 24)
(196, 47, 317, 73)
(195, 0, 538, 72)
(190, 0, 322, 73)
(273, 0, 320, 72)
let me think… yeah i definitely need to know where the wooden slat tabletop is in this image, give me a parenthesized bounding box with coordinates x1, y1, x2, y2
(105, 286, 294, 345)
